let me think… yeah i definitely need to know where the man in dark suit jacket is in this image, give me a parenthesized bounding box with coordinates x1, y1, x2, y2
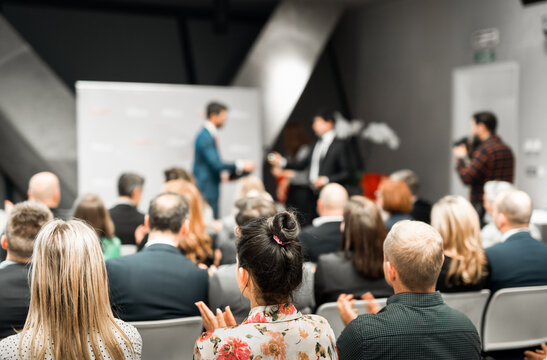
(106, 192, 208, 321)
(192, 102, 255, 218)
(486, 189, 547, 293)
(0, 202, 52, 339)
(299, 183, 348, 262)
(109, 173, 145, 245)
(270, 108, 351, 224)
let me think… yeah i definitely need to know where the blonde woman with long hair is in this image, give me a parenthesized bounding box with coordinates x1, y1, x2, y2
(0, 220, 142, 359)
(431, 195, 489, 292)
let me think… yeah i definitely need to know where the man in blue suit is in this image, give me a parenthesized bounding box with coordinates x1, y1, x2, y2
(193, 102, 255, 218)
(486, 189, 547, 293)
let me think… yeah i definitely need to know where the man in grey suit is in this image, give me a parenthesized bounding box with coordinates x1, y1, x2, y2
(106, 192, 208, 321)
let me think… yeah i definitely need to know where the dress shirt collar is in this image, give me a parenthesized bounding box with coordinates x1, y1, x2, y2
(0, 260, 22, 269)
(501, 227, 530, 242)
(312, 216, 343, 228)
(319, 129, 336, 148)
(386, 291, 444, 308)
(204, 121, 219, 138)
(112, 197, 135, 207)
(242, 303, 301, 324)
(145, 236, 178, 248)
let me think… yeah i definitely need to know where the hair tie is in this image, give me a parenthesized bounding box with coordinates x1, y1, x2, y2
(273, 235, 289, 246)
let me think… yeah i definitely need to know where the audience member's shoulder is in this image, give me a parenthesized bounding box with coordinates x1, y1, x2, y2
(317, 251, 345, 264)
(214, 263, 237, 277)
(340, 313, 379, 340)
(0, 333, 22, 360)
(114, 318, 142, 344)
(441, 303, 479, 332)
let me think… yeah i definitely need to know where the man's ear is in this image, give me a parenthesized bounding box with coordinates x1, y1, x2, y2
(1, 235, 7, 251)
(53, 190, 61, 207)
(234, 226, 241, 238)
(316, 199, 323, 214)
(385, 261, 397, 283)
(180, 219, 190, 236)
(144, 214, 150, 229)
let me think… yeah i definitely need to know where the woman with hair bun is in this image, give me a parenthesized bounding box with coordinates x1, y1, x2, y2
(194, 211, 337, 360)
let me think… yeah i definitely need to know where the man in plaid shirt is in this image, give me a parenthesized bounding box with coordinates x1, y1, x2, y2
(453, 111, 514, 219)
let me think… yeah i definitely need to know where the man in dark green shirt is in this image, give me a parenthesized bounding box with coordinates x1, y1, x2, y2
(336, 220, 481, 359)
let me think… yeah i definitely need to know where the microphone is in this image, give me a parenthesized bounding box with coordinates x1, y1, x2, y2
(453, 136, 469, 147)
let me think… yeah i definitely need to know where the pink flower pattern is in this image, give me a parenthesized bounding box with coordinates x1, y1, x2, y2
(194, 303, 337, 360)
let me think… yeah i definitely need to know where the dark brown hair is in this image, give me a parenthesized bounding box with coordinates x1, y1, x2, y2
(164, 167, 196, 184)
(73, 193, 115, 239)
(342, 196, 387, 278)
(237, 211, 303, 304)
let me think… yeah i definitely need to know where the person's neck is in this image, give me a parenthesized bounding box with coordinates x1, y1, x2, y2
(500, 223, 528, 234)
(147, 231, 179, 246)
(6, 253, 29, 264)
(318, 209, 343, 217)
(207, 119, 217, 128)
(479, 132, 492, 141)
(119, 195, 136, 206)
(392, 282, 435, 295)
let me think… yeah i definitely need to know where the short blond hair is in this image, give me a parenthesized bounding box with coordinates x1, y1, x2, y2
(494, 189, 532, 226)
(384, 220, 444, 291)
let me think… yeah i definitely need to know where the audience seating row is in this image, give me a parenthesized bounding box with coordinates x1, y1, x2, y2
(130, 316, 203, 360)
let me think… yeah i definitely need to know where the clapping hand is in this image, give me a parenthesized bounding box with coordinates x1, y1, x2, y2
(195, 302, 237, 331)
(361, 292, 382, 314)
(524, 342, 547, 360)
(337, 294, 357, 326)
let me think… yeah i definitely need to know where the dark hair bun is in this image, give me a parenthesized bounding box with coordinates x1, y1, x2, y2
(237, 211, 304, 304)
(269, 211, 299, 244)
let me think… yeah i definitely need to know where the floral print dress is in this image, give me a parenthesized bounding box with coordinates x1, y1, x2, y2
(194, 303, 338, 360)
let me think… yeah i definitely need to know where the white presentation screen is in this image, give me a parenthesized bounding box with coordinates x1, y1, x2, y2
(76, 81, 263, 217)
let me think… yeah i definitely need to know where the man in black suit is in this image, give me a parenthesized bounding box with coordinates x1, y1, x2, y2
(109, 173, 145, 245)
(390, 169, 432, 224)
(270, 108, 351, 224)
(106, 192, 208, 321)
(0, 202, 52, 339)
(299, 183, 348, 262)
(486, 189, 547, 293)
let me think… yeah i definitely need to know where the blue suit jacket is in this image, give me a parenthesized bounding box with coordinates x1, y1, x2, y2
(192, 127, 236, 217)
(106, 244, 208, 321)
(486, 231, 547, 293)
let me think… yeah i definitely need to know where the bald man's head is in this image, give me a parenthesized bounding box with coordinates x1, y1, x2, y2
(27, 172, 61, 209)
(317, 183, 348, 217)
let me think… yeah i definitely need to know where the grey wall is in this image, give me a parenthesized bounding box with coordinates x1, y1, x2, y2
(333, 0, 547, 205)
(0, 3, 267, 206)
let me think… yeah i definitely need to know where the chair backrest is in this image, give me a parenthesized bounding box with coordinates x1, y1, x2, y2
(120, 244, 138, 256)
(316, 298, 388, 338)
(131, 316, 203, 360)
(482, 285, 547, 351)
(441, 289, 490, 336)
